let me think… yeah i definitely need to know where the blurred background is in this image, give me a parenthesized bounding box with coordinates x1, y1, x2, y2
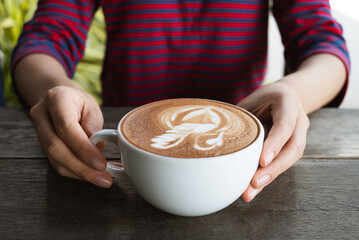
(0, 0, 104, 106)
(1, 0, 358, 107)
(267, 0, 358, 108)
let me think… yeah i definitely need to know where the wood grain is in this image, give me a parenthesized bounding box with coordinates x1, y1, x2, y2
(0, 159, 358, 239)
(1, 107, 358, 159)
(0, 107, 42, 158)
(0, 107, 358, 239)
(305, 108, 359, 159)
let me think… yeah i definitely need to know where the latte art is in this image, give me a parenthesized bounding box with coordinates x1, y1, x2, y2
(121, 98, 259, 158)
(151, 106, 241, 151)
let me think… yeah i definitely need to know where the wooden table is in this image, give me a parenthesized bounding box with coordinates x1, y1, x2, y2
(0, 107, 358, 239)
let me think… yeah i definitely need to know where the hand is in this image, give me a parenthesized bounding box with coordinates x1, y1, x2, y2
(237, 80, 310, 202)
(30, 86, 112, 188)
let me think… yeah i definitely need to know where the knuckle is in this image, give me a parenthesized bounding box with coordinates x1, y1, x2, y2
(46, 86, 65, 99)
(56, 118, 72, 138)
(278, 118, 294, 131)
(295, 147, 304, 159)
(277, 92, 289, 102)
(303, 115, 310, 129)
(44, 138, 62, 158)
(29, 106, 38, 120)
(76, 167, 91, 180)
(48, 158, 67, 177)
(45, 86, 70, 106)
(29, 104, 43, 124)
(45, 88, 58, 101)
(297, 151, 304, 160)
(273, 164, 282, 177)
(292, 140, 305, 159)
(276, 91, 295, 105)
(56, 165, 68, 177)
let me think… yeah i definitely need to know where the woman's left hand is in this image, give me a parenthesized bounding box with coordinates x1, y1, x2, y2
(237, 79, 310, 202)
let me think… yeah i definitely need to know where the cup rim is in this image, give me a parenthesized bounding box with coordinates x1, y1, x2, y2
(117, 98, 264, 160)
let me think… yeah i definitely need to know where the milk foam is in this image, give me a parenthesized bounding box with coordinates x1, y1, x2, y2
(151, 106, 241, 151)
(121, 98, 259, 158)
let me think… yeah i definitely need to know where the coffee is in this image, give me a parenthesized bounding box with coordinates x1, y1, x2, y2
(91, 98, 263, 216)
(121, 98, 259, 158)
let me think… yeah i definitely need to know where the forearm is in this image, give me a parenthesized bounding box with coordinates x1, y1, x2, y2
(280, 53, 347, 114)
(13, 53, 82, 107)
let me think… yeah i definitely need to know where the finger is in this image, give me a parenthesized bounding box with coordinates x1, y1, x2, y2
(36, 109, 112, 188)
(80, 102, 106, 151)
(80, 99, 104, 137)
(31, 102, 83, 181)
(250, 103, 273, 124)
(241, 184, 264, 202)
(48, 157, 81, 180)
(108, 161, 123, 167)
(237, 87, 273, 112)
(47, 97, 107, 171)
(236, 93, 261, 112)
(251, 112, 310, 189)
(96, 141, 106, 151)
(259, 99, 299, 167)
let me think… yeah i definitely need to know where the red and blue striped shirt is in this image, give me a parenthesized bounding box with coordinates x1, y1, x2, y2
(12, 0, 350, 106)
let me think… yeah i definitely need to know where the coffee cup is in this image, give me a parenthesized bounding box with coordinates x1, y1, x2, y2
(90, 98, 264, 216)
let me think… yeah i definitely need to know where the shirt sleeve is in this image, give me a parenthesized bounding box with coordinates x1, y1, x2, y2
(11, 0, 99, 78)
(272, 0, 350, 106)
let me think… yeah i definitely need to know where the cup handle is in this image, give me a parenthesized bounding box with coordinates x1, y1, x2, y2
(90, 129, 125, 179)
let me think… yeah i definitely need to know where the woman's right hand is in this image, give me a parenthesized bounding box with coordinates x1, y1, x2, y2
(30, 86, 113, 188)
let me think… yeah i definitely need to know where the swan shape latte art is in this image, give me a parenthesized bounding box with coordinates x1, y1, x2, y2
(151, 106, 242, 151)
(121, 99, 258, 158)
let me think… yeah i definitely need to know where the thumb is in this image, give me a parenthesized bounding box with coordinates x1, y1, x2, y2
(237, 94, 256, 112)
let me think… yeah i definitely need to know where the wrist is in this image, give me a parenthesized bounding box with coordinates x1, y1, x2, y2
(275, 78, 305, 109)
(280, 54, 347, 113)
(13, 53, 81, 107)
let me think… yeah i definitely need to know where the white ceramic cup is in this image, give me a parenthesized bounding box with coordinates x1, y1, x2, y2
(90, 106, 264, 217)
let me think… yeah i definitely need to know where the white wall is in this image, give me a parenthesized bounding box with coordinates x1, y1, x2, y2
(267, 13, 284, 83)
(331, 0, 359, 108)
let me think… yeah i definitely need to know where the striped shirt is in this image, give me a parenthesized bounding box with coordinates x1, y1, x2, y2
(12, 0, 350, 106)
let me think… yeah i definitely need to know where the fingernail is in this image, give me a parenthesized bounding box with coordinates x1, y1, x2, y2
(249, 188, 260, 200)
(89, 157, 106, 171)
(265, 152, 275, 166)
(257, 174, 271, 188)
(94, 176, 111, 188)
